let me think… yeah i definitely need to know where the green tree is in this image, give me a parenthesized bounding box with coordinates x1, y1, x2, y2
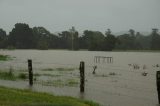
(8, 23, 35, 49)
(0, 28, 7, 48)
(102, 29, 116, 51)
(115, 29, 139, 50)
(129, 29, 135, 36)
(135, 32, 150, 50)
(33, 27, 58, 49)
(69, 27, 79, 50)
(58, 31, 71, 49)
(115, 34, 133, 50)
(150, 28, 160, 50)
(81, 30, 104, 51)
(33, 27, 50, 49)
(58, 27, 79, 50)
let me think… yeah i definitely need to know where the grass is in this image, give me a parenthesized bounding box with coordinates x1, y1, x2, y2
(56, 68, 75, 71)
(66, 79, 79, 86)
(17, 73, 41, 80)
(0, 54, 10, 61)
(0, 70, 16, 80)
(0, 68, 78, 87)
(41, 68, 75, 72)
(18, 73, 27, 80)
(42, 74, 61, 77)
(39, 79, 79, 87)
(0, 86, 100, 106)
(94, 74, 108, 77)
(41, 68, 55, 71)
(0, 70, 28, 80)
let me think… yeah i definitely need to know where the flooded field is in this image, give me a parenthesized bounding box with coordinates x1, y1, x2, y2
(0, 50, 160, 106)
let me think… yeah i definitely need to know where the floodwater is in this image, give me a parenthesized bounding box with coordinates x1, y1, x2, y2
(0, 50, 160, 106)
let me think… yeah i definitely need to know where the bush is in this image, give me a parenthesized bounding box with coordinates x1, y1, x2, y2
(18, 73, 27, 80)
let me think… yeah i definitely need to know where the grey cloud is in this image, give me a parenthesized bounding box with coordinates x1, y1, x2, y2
(0, 0, 160, 33)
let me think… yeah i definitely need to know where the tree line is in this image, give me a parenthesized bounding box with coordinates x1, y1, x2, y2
(0, 23, 160, 51)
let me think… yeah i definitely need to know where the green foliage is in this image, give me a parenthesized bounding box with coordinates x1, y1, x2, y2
(18, 73, 27, 80)
(102, 30, 117, 51)
(56, 68, 75, 71)
(58, 29, 79, 50)
(39, 79, 79, 87)
(1, 23, 160, 51)
(0, 86, 99, 106)
(37, 39, 49, 50)
(66, 79, 79, 86)
(0, 70, 16, 80)
(41, 68, 75, 72)
(0, 28, 7, 48)
(115, 30, 143, 50)
(41, 68, 55, 71)
(42, 74, 61, 77)
(81, 30, 105, 51)
(8, 23, 36, 49)
(150, 29, 160, 50)
(0, 54, 9, 61)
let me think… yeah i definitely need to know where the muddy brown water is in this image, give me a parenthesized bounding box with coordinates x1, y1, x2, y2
(0, 50, 160, 106)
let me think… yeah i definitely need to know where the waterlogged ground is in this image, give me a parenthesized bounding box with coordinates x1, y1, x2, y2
(0, 50, 160, 106)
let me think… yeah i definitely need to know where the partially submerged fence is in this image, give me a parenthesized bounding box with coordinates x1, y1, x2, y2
(94, 56, 113, 63)
(0, 58, 159, 106)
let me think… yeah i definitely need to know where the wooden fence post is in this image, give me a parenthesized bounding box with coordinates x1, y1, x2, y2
(156, 71, 160, 104)
(79, 61, 85, 93)
(28, 59, 33, 86)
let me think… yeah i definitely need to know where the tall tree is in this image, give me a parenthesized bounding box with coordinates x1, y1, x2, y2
(102, 29, 116, 51)
(150, 28, 160, 50)
(0, 28, 7, 48)
(58, 31, 71, 49)
(115, 34, 134, 50)
(32, 27, 57, 49)
(81, 30, 104, 51)
(69, 27, 79, 50)
(135, 32, 151, 50)
(8, 23, 35, 49)
(129, 29, 135, 36)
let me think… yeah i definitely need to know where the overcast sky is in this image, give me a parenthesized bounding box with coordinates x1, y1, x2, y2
(0, 0, 160, 34)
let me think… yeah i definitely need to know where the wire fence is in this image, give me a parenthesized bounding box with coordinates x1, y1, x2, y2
(0, 60, 159, 106)
(0, 60, 158, 85)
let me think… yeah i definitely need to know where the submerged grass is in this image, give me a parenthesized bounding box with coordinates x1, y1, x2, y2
(0, 54, 10, 61)
(41, 68, 75, 72)
(0, 70, 16, 80)
(42, 73, 61, 77)
(41, 68, 55, 71)
(0, 86, 100, 106)
(0, 70, 27, 80)
(39, 79, 79, 87)
(56, 68, 75, 71)
(66, 79, 79, 86)
(18, 73, 27, 80)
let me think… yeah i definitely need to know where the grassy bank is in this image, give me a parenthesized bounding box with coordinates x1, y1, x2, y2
(0, 86, 99, 106)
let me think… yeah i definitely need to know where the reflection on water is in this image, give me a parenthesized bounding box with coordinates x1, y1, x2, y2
(0, 50, 160, 106)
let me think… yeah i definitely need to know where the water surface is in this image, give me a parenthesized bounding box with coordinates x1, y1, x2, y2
(0, 50, 160, 106)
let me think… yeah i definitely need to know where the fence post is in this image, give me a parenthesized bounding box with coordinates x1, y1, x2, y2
(79, 61, 85, 93)
(28, 59, 33, 86)
(156, 71, 160, 104)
